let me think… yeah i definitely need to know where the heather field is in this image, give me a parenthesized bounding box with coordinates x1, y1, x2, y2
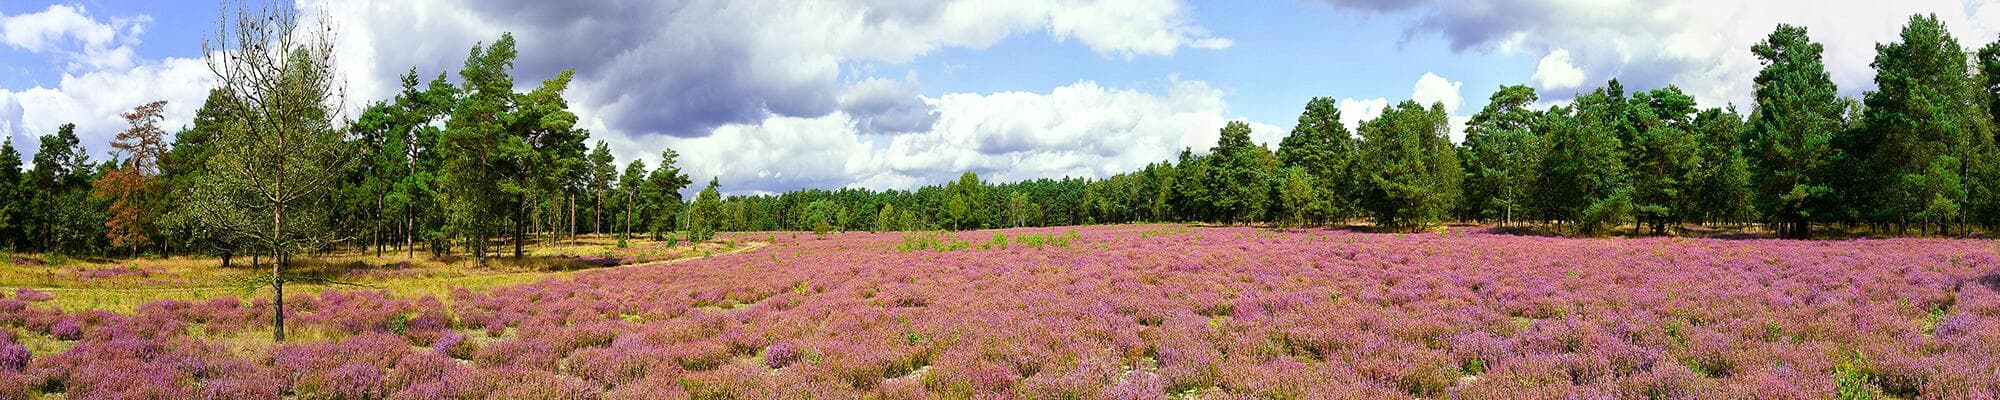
(0, 225, 1995, 399)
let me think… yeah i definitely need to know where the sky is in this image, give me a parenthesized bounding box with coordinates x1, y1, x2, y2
(0, 0, 1997, 195)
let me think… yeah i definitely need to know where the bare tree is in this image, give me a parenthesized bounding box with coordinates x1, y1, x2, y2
(195, 1, 347, 342)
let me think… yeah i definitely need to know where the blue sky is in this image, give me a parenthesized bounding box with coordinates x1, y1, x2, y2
(1, 0, 1995, 194)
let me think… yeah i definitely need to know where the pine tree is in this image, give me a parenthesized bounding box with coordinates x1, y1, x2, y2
(1460, 85, 1542, 225)
(1357, 101, 1462, 230)
(687, 178, 723, 242)
(1747, 24, 1844, 238)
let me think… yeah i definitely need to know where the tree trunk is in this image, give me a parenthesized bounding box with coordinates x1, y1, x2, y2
(514, 195, 526, 259)
(568, 194, 576, 245)
(272, 192, 288, 342)
(624, 189, 634, 242)
(405, 200, 415, 259)
(272, 255, 285, 342)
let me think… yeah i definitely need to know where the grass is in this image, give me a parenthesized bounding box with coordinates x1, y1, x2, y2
(1, 234, 762, 312)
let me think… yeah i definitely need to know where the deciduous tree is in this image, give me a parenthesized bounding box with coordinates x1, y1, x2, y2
(195, 1, 348, 342)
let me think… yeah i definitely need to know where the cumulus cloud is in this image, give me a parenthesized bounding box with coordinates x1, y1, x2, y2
(1048, 0, 1233, 59)
(1531, 48, 1586, 90)
(307, 0, 1232, 140)
(0, 5, 204, 161)
(1316, 0, 2000, 106)
(1336, 97, 1388, 133)
(1410, 72, 1462, 114)
(1311, 0, 1428, 13)
(1332, 73, 1472, 143)
(872, 77, 1242, 188)
(0, 4, 146, 71)
(610, 77, 1262, 194)
(837, 74, 938, 134)
(1, 0, 1234, 195)
(0, 59, 213, 162)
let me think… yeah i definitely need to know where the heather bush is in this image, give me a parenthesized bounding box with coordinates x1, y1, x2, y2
(765, 341, 801, 369)
(2, 225, 1997, 397)
(46, 318, 80, 341)
(11, 290, 49, 303)
(481, 368, 601, 400)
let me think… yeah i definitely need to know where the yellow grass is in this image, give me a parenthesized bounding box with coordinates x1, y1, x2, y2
(1, 234, 763, 313)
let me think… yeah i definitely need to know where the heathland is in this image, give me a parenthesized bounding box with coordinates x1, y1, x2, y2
(0, 225, 1993, 398)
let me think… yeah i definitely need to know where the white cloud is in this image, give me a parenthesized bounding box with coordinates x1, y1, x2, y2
(610, 77, 1262, 194)
(0, 4, 146, 71)
(1328, 0, 2000, 107)
(1335, 74, 1472, 144)
(836, 73, 938, 134)
(1336, 97, 1388, 133)
(1447, 114, 1471, 144)
(1410, 72, 1463, 114)
(0, 6, 208, 161)
(1048, 0, 1234, 59)
(306, 0, 1232, 141)
(1531, 48, 1586, 90)
(0, 57, 214, 162)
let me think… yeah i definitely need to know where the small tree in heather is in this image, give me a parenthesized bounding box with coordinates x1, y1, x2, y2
(1275, 166, 1317, 228)
(686, 178, 723, 242)
(194, 2, 347, 342)
(804, 199, 840, 236)
(942, 172, 983, 230)
(872, 203, 897, 232)
(642, 149, 692, 240)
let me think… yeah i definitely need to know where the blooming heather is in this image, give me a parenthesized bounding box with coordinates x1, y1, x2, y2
(0, 225, 1993, 398)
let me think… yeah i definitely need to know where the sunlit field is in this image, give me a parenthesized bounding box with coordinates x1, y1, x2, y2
(0, 234, 746, 312)
(0, 225, 1993, 398)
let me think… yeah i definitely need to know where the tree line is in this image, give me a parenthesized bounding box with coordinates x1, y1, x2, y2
(2, 14, 1999, 266)
(0, 26, 709, 264)
(701, 15, 2000, 239)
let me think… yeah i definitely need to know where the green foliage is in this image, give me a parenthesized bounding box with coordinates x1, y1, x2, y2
(1834, 352, 1879, 400)
(1011, 230, 1080, 250)
(618, 159, 647, 240)
(873, 203, 900, 232)
(643, 149, 692, 239)
(897, 231, 967, 252)
(803, 199, 842, 236)
(1537, 85, 1631, 235)
(16, 12, 2000, 267)
(942, 172, 984, 230)
(0, 137, 19, 250)
(1004, 191, 1041, 228)
(1206, 121, 1276, 224)
(981, 232, 1009, 250)
(1273, 166, 1317, 228)
(1748, 24, 1843, 238)
(1460, 85, 1543, 225)
(1277, 97, 1357, 222)
(1628, 86, 1704, 234)
(438, 33, 527, 265)
(1843, 14, 1987, 235)
(1357, 101, 1461, 230)
(686, 178, 723, 243)
(1692, 108, 1756, 224)
(1580, 188, 1635, 235)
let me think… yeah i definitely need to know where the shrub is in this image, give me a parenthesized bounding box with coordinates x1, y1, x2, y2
(49, 319, 81, 341)
(12, 289, 50, 303)
(765, 342, 800, 369)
